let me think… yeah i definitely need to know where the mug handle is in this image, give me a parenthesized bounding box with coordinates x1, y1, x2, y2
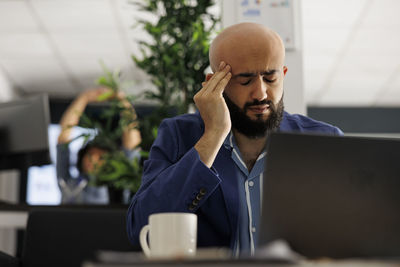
(139, 224, 151, 257)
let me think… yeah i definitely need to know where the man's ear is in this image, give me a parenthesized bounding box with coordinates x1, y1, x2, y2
(283, 66, 288, 76)
(206, 73, 213, 81)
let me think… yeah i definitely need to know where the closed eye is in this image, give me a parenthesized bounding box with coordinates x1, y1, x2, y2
(264, 77, 276, 83)
(238, 75, 277, 85)
(240, 79, 251, 86)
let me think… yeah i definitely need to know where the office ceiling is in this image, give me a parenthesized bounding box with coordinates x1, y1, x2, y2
(0, 0, 152, 98)
(0, 0, 399, 106)
(303, 0, 400, 106)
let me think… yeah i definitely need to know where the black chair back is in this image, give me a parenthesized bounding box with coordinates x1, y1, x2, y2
(21, 208, 138, 267)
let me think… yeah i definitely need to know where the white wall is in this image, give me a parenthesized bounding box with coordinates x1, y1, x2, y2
(0, 69, 19, 256)
(0, 70, 16, 102)
(220, 0, 305, 115)
(0, 170, 19, 256)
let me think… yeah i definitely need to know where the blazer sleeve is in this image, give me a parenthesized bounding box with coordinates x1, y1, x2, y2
(126, 118, 222, 246)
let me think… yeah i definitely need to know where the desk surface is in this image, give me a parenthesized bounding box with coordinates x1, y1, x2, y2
(0, 202, 128, 229)
(82, 259, 400, 267)
(0, 201, 128, 211)
(82, 250, 400, 267)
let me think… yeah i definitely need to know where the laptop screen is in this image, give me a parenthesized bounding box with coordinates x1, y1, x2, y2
(258, 132, 400, 258)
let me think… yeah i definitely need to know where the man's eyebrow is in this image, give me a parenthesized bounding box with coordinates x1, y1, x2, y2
(232, 70, 278, 78)
(261, 70, 278, 75)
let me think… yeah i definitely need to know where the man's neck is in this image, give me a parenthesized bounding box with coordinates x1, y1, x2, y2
(232, 129, 267, 171)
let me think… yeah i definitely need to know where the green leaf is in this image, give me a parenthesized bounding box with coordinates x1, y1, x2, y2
(96, 90, 114, 101)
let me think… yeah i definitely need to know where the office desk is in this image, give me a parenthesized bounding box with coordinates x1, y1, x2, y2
(82, 250, 400, 267)
(82, 259, 400, 267)
(0, 211, 27, 228)
(0, 202, 128, 229)
(83, 261, 293, 267)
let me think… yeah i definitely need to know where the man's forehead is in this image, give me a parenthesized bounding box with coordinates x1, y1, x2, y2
(223, 50, 284, 74)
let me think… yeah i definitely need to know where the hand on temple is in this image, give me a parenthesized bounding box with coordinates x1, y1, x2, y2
(193, 61, 232, 168)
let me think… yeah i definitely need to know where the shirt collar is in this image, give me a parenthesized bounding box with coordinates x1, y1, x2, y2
(224, 132, 267, 182)
(223, 131, 234, 149)
(223, 131, 267, 157)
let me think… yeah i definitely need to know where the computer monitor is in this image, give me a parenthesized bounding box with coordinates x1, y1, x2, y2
(0, 94, 51, 170)
(259, 132, 400, 258)
(27, 124, 96, 205)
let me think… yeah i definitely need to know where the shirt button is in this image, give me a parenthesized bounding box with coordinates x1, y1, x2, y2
(248, 181, 254, 187)
(252, 227, 256, 233)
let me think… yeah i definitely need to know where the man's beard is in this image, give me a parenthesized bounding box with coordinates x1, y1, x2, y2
(223, 93, 284, 139)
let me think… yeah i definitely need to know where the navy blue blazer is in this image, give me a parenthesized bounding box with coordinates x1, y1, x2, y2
(127, 112, 343, 249)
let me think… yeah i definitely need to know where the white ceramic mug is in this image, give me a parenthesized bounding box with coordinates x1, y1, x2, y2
(139, 212, 197, 259)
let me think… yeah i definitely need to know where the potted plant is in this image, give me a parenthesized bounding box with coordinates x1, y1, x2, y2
(132, 0, 219, 150)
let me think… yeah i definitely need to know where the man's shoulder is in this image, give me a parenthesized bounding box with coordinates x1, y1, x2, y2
(157, 112, 205, 142)
(161, 112, 204, 129)
(154, 112, 204, 151)
(281, 112, 343, 135)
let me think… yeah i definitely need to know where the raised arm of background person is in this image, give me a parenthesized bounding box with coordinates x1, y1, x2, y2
(56, 88, 107, 181)
(116, 91, 142, 150)
(57, 88, 110, 144)
(127, 63, 235, 247)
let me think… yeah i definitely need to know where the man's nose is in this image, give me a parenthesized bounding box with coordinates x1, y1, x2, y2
(251, 76, 268, 101)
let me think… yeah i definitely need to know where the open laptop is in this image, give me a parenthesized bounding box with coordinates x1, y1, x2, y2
(258, 132, 400, 259)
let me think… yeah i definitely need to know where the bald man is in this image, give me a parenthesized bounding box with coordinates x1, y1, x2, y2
(127, 23, 342, 255)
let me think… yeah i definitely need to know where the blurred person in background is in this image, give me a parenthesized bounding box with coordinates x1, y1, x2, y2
(57, 88, 141, 204)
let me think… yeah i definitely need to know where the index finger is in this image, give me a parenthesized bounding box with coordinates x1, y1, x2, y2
(203, 63, 231, 94)
(214, 71, 232, 95)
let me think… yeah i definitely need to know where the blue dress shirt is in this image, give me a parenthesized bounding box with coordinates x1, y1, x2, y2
(224, 132, 265, 256)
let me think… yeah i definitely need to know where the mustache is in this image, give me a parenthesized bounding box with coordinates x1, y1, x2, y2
(244, 99, 272, 110)
(222, 93, 275, 112)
